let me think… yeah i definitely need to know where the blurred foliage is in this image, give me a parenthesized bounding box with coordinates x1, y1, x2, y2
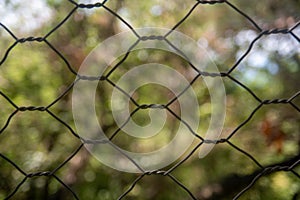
(0, 0, 299, 200)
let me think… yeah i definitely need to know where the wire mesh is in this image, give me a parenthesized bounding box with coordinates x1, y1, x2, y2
(0, 0, 299, 199)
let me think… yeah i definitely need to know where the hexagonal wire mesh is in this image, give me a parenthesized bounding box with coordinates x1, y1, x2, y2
(0, 0, 299, 199)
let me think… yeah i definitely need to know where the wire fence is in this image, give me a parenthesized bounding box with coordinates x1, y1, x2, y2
(0, 0, 299, 199)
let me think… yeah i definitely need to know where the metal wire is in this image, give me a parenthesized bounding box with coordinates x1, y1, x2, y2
(0, 0, 299, 199)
